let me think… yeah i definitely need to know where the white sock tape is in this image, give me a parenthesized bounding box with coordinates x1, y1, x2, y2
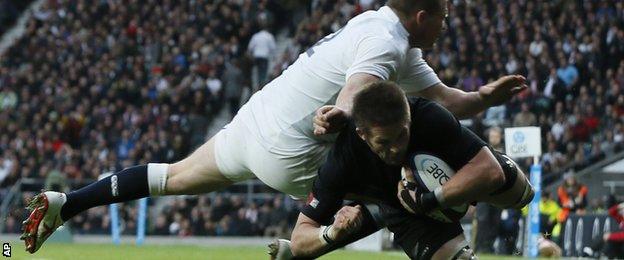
(147, 163, 169, 196)
(319, 225, 329, 245)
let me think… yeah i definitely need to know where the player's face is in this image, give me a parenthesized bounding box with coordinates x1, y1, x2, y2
(358, 121, 410, 166)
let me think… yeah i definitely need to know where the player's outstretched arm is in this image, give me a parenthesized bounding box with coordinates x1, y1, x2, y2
(413, 75, 527, 119)
(290, 205, 363, 257)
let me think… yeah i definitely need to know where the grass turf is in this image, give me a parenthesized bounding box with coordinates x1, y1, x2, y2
(3, 243, 530, 260)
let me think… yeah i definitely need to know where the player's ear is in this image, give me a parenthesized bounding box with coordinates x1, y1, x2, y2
(356, 127, 366, 141)
(415, 10, 427, 25)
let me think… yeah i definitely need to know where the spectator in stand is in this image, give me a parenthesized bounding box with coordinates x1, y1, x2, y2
(522, 191, 562, 240)
(556, 58, 579, 89)
(247, 20, 276, 89)
(513, 102, 537, 127)
(222, 58, 245, 119)
(557, 173, 589, 222)
(474, 126, 504, 254)
(153, 215, 169, 235)
(461, 68, 484, 92)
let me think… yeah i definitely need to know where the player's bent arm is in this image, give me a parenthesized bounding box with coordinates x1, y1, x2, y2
(336, 73, 382, 115)
(291, 205, 363, 257)
(314, 73, 382, 135)
(439, 147, 505, 207)
(290, 213, 330, 257)
(410, 83, 485, 120)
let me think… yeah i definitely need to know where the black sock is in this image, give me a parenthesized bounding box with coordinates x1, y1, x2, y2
(60, 165, 149, 221)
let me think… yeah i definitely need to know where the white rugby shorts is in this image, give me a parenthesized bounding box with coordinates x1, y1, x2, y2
(214, 115, 331, 199)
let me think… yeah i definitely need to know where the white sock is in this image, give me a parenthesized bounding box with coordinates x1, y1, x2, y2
(147, 163, 169, 196)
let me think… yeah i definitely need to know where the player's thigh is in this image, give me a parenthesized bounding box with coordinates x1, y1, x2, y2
(210, 115, 331, 199)
(381, 205, 464, 259)
(167, 117, 260, 195)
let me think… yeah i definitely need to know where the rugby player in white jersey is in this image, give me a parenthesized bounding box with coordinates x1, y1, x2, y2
(21, 0, 526, 254)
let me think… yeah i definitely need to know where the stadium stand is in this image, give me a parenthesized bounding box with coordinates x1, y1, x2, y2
(1, 0, 624, 257)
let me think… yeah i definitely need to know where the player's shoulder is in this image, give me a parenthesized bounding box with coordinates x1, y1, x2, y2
(346, 8, 409, 50)
(407, 97, 450, 117)
(408, 97, 460, 131)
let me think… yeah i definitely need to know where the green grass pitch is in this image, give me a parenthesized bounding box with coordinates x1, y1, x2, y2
(4, 243, 530, 260)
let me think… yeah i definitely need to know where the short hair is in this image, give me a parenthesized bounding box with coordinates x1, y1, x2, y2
(352, 81, 409, 131)
(387, 0, 444, 16)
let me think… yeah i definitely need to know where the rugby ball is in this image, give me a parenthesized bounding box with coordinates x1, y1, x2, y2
(402, 153, 469, 223)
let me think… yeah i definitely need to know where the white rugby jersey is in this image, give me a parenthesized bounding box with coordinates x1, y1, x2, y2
(236, 6, 441, 154)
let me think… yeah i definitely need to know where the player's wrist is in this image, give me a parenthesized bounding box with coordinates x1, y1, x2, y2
(475, 90, 493, 109)
(318, 225, 336, 245)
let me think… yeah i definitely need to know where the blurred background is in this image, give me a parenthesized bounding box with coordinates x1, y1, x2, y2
(0, 0, 623, 258)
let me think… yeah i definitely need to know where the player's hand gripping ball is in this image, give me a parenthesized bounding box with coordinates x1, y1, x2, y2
(398, 153, 469, 223)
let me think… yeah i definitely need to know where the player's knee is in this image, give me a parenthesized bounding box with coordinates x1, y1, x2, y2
(513, 180, 535, 209)
(487, 166, 506, 190)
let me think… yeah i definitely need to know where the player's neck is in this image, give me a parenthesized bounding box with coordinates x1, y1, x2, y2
(388, 6, 410, 29)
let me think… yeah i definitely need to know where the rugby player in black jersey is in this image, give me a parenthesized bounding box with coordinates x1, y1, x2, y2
(284, 81, 534, 259)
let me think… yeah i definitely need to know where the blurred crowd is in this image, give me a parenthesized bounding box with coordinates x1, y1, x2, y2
(0, 0, 292, 235)
(426, 0, 624, 182)
(1, 0, 624, 252)
(0, 0, 288, 189)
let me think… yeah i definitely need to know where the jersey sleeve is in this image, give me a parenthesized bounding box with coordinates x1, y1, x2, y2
(299, 136, 352, 225)
(397, 49, 442, 93)
(414, 101, 486, 170)
(345, 37, 403, 81)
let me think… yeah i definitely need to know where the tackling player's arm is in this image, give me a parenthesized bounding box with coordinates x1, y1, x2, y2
(313, 73, 381, 135)
(314, 35, 400, 135)
(410, 75, 527, 119)
(315, 73, 528, 135)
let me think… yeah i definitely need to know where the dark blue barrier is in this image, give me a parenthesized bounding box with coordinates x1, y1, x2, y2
(559, 214, 620, 257)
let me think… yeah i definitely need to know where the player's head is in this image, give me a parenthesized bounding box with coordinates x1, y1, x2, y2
(387, 0, 448, 49)
(353, 81, 410, 166)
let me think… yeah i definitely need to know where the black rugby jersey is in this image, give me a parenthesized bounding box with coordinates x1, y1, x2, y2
(301, 97, 486, 224)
